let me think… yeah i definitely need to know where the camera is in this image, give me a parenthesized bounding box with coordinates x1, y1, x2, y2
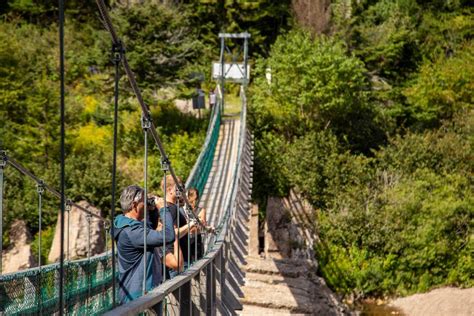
(147, 196, 157, 209)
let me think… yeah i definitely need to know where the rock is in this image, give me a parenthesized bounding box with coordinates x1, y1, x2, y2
(240, 191, 350, 315)
(239, 304, 303, 315)
(240, 257, 349, 315)
(48, 200, 105, 262)
(390, 287, 474, 316)
(2, 220, 36, 273)
(265, 189, 317, 261)
(248, 204, 259, 257)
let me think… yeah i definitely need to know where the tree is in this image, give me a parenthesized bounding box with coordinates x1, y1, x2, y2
(250, 29, 385, 153)
(403, 43, 474, 128)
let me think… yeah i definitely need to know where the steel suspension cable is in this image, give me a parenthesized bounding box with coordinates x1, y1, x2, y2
(94, 0, 209, 232)
(58, 0, 66, 312)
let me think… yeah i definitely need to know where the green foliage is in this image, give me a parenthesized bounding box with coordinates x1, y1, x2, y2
(284, 131, 373, 209)
(161, 132, 205, 182)
(0, 3, 208, 252)
(252, 132, 289, 200)
(182, 0, 292, 57)
(310, 114, 474, 297)
(349, 0, 420, 81)
(112, 2, 204, 89)
(3, 0, 104, 23)
(417, 9, 474, 60)
(250, 29, 385, 152)
(403, 43, 474, 128)
(31, 226, 55, 265)
(318, 168, 473, 297)
(249, 20, 473, 297)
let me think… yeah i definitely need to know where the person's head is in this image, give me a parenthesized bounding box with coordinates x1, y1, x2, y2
(187, 188, 199, 208)
(120, 185, 145, 221)
(161, 175, 183, 203)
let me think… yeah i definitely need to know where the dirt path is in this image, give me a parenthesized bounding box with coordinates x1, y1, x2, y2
(390, 287, 474, 316)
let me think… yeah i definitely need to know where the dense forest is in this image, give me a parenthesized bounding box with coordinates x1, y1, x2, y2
(0, 0, 472, 301)
(250, 0, 473, 299)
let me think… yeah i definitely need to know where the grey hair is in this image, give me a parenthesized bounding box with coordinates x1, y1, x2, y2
(120, 185, 144, 213)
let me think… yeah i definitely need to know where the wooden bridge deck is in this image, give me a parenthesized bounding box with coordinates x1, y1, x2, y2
(201, 118, 241, 228)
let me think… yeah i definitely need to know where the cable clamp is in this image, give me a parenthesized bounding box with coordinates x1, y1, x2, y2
(141, 113, 152, 130)
(161, 157, 170, 172)
(112, 40, 125, 63)
(66, 199, 73, 212)
(0, 150, 7, 168)
(36, 180, 45, 194)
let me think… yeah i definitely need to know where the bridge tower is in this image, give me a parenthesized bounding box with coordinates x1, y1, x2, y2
(213, 32, 251, 113)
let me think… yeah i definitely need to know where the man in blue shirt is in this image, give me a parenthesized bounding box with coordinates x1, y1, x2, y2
(113, 185, 175, 305)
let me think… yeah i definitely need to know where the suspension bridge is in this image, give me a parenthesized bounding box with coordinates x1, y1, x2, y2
(0, 1, 254, 315)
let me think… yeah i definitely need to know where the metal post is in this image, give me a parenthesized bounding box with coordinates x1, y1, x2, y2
(142, 114, 151, 296)
(243, 33, 249, 87)
(177, 189, 180, 274)
(37, 180, 44, 267)
(161, 158, 169, 283)
(87, 213, 91, 309)
(110, 41, 123, 307)
(220, 242, 227, 304)
(0, 150, 6, 274)
(206, 261, 216, 315)
(161, 158, 169, 315)
(219, 35, 225, 114)
(66, 200, 71, 261)
(37, 180, 44, 315)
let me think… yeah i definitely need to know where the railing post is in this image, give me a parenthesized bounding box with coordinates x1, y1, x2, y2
(220, 243, 227, 306)
(171, 281, 191, 316)
(206, 261, 216, 315)
(191, 272, 202, 315)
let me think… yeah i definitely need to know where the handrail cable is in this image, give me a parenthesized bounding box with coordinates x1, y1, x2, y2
(0, 152, 109, 223)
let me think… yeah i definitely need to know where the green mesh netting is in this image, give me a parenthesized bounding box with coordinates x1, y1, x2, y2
(0, 101, 222, 315)
(0, 253, 114, 315)
(186, 103, 221, 195)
